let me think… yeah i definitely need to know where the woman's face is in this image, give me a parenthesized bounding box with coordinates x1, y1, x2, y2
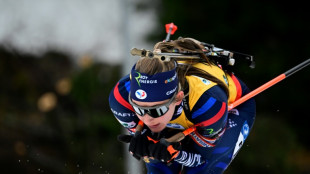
(133, 91, 183, 133)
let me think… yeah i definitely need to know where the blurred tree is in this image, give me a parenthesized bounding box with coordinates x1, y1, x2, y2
(0, 47, 125, 174)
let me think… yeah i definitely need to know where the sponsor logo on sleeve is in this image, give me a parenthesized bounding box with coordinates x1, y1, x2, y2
(232, 121, 249, 159)
(228, 118, 237, 128)
(223, 75, 229, 85)
(111, 108, 135, 117)
(166, 123, 185, 129)
(242, 121, 249, 139)
(190, 132, 214, 148)
(116, 119, 136, 128)
(194, 76, 211, 85)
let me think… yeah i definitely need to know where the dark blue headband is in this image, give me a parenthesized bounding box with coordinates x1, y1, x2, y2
(130, 64, 178, 102)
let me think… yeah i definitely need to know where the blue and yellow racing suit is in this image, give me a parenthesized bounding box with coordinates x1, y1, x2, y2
(109, 62, 256, 174)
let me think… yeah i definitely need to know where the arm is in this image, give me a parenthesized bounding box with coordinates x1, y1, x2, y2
(189, 85, 228, 147)
(109, 77, 155, 159)
(108, 76, 140, 132)
(174, 85, 228, 167)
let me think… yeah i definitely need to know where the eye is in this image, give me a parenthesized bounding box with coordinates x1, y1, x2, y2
(133, 106, 146, 116)
(157, 106, 168, 115)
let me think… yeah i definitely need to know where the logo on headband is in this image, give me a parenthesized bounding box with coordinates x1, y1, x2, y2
(135, 72, 141, 87)
(134, 72, 158, 87)
(166, 86, 177, 95)
(135, 89, 147, 99)
(165, 73, 177, 84)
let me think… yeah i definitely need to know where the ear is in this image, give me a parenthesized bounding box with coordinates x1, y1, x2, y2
(175, 91, 184, 105)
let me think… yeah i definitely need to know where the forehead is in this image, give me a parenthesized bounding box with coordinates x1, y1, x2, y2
(132, 99, 169, 107)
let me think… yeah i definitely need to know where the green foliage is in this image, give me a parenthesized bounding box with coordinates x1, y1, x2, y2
(0, 48, 124, 174)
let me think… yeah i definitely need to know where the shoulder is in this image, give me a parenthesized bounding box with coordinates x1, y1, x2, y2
(204, 85, 228, 102)
(109, 75, 131, 108)
(186, 75, 227, 108)
(190, 85, 228, 119)
(187, 77, 228, 127)
(109, 75, 139, 128)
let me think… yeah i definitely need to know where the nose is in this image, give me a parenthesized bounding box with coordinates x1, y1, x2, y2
(142, 114, 155, 124)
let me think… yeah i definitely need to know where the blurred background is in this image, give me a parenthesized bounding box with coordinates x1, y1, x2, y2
(1, 0, 309, 173)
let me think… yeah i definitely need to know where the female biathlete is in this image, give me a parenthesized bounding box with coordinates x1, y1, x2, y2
(109, 38, 256, 174)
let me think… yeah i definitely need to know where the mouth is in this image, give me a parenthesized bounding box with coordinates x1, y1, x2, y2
(148, 123, 160, 129)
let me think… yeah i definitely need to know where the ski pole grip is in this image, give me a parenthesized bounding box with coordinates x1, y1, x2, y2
(135, 120, 144, 134)
(164, 126, 197, 143)
(164, 132, 185, 143)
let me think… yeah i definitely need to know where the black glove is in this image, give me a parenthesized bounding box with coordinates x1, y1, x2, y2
(117, 131, 150, 160)
(148, 138, 182, 163)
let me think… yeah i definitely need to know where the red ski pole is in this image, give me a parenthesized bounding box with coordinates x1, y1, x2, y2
(228, 58, 310, 109)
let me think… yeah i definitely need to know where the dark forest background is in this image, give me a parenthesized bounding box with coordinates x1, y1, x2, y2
(1, 0, 310, 173)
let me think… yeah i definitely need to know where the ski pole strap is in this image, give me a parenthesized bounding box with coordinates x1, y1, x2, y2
(134, 120, 144, 133)
(147, 136, 159, 143)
